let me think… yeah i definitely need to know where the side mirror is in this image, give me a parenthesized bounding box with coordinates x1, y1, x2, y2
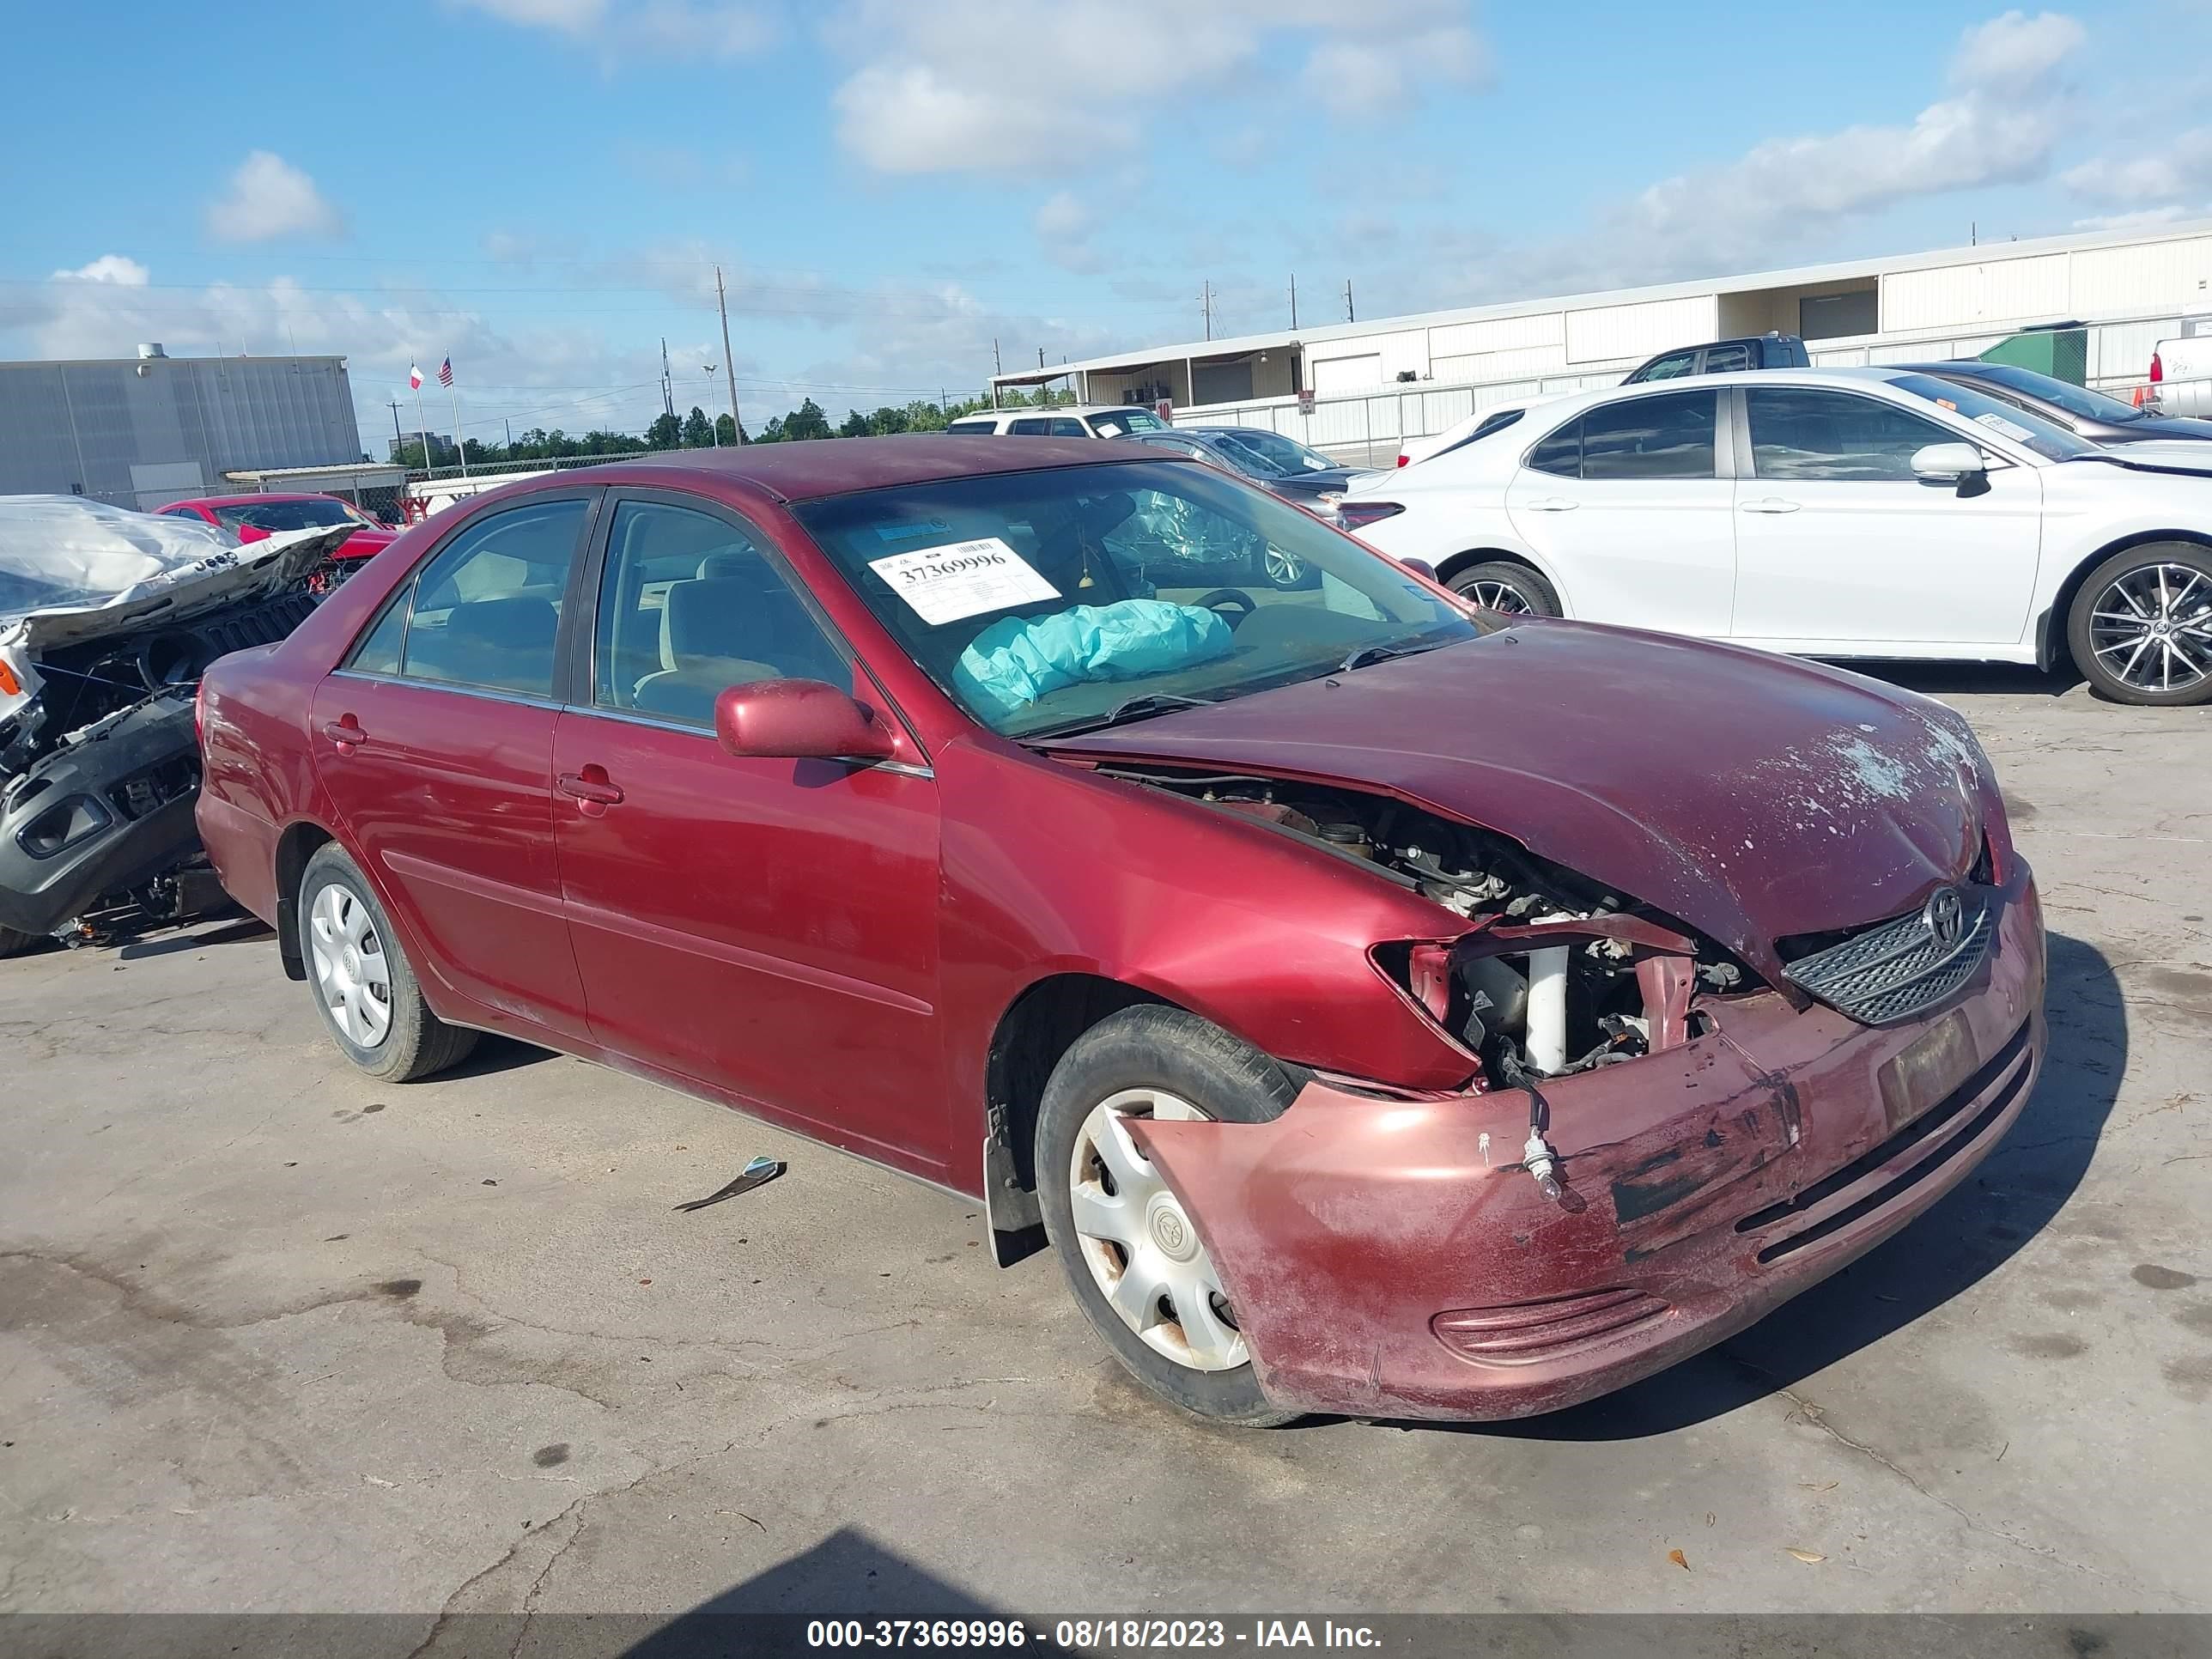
(714, 679, 901, 763)
(1398, 556, 1437, 580)
(1911, 441, 1990, 495)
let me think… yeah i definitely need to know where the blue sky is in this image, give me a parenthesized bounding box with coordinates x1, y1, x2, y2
(4, 1, 2211, 447)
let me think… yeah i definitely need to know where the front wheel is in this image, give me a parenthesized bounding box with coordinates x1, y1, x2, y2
(0, 925, 41, 959)
(2067, 544, 2212, 706)
(1448, 559, 1559, 617)
(299, 843, 477, 1081)
(1036, 1006, 1300, 1426)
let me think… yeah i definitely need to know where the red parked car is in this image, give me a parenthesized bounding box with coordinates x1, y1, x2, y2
(195, 439, 2045, 1425)
(160, 494, 397, 585)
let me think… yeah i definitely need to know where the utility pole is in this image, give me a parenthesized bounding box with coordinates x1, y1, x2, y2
(504, 417, 512, 447)
(1290, 272, 1298, 331)
(660, 338, 676, 419)
(702, 368, 720, 444)
(1344, 279, 1355, 323)
(1201, 281, 1213, 341)
(992, 338, 1002, 407)
(714, 264, 744, 441)
(387, 399, 404, 459)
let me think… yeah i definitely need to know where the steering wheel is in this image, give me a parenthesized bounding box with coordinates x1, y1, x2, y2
(1194, 587, 1256, 626)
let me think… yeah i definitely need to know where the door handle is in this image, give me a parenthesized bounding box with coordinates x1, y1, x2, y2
(1739, 497, 1802, 514)
(320, 717, 366, 751)
(1523, 497, 1578, 512)
(557, 769, 624, 810)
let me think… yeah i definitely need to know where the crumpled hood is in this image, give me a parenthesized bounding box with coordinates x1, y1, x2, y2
(1041, 620, 1995, 985)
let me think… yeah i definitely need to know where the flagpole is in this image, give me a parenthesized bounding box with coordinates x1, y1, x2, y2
(414, 385, 432, 477)
(447, 373, 470, 478)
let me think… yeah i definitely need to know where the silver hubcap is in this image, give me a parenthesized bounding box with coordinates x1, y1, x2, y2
(308, 883, 392, 1048)
(2090, 561, 2210, 692)
(1465, 578, 1534, 614)
(1068, 1089, 1247, 1372)
(1263, 545, 1305, 585)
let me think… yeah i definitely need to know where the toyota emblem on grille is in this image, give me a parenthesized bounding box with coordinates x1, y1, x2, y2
(1923, 885, 1966, 947)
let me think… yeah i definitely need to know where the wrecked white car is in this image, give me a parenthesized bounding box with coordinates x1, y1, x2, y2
(0, 497, 347, 954)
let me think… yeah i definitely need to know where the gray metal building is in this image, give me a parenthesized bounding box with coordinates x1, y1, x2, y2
(0, 346, 364, 507)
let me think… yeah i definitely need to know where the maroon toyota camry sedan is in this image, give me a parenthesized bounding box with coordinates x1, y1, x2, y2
(195, 437, 2045, 1425)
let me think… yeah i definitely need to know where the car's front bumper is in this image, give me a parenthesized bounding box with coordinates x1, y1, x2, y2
(1132, 869, 2045, 1421)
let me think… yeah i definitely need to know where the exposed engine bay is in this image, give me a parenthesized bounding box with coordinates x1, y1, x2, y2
(0, 498, 344, 952)
(1102, 763, 1752, 1092)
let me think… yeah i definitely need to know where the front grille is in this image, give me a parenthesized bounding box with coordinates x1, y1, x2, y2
(1782, 886, 1995, 1025)
(193, 590, 318, 657)
(1432, 1287, 1669, 1364)
(1737, 1018, 2032, 1265)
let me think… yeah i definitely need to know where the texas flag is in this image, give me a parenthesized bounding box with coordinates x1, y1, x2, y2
(408, 363, 424, 390)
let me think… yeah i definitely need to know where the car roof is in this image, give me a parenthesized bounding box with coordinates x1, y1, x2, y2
(501, 434, 1180, 504)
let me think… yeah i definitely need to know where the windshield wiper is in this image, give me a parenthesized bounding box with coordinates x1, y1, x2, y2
(1033, 691, 1218, 737)
(1339, 639, 1448, 674)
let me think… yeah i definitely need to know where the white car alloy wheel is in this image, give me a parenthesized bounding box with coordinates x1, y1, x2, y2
(1465, 577, 1534, 614)
(1262, 545, 1307, 586)
(2088, 560, 2211, 695)
(308, 881, 392, 1048)
(1067, 1088, 1247, 1372)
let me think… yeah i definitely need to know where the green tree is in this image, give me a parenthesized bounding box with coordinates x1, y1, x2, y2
(646, 411, 683, 450)
(757, 415, 787, 442)
(714, 413, 740, 445)
(784, 398, 833, 441)
(682, 406, 714, 447)
(838, 409, 871, 439)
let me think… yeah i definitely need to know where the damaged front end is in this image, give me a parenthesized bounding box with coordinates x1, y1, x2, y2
(1101, 759, 2045, 1422)
(1103, 763, 1748, 1094)
(0, 498, 342, 951)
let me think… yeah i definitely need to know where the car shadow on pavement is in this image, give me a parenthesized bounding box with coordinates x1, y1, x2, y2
(116, 915, 272, 960)
(439, 1033, 562, 1080)
(621, 1527, 1048, 1656)
(1839, 659, 2081, 700)
(1386, 931, 2122, 1442)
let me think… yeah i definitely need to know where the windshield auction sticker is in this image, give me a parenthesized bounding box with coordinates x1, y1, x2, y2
(869, 537, 1060, 625)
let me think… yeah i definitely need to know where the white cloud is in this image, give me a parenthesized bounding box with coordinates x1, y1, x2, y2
(2071, 204, 2209, 232)
(448, 0, 773, 58)
(1034, 191, 1105, 274)
(1302, 26, 1486, 119)
(2063, 127, 2212, 205)
(1589, 9, 2085, 279)
(826, 0, 1486, 176)
(52, 255, 150, 286)
(205, 152, 344, 244)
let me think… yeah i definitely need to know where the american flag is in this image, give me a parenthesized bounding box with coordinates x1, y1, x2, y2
(437, 356, 454, 388)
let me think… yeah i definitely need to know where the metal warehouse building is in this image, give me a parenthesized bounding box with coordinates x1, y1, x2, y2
(997, 222, 2212, 463)
(0, 347, 364, 508)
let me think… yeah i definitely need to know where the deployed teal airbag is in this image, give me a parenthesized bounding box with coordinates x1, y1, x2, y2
(955, 599, 1233, 716)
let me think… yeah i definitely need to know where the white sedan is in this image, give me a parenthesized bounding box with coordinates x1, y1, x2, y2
(1340, 366, 2212, 706)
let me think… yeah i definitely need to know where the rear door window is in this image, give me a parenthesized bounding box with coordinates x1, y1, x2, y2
(1577, 391, 1718, 479)
(945, 419, 997, 435)
(1049, 418, 1088, 437)
(370, 499, 588, 697)
(1008, 418, 1053, 435)
(1702, 343, 1753, 373)
(1526, 421, 1581, 477)
(1638, 350, 1698, 381)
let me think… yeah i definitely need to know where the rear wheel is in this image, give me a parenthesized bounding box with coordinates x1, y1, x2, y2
(1449, 559, 1559, 618)
(299, 843, 477, 1081)
(2068, 544, 2212, 706)
(0, 925, 41, 959)
(1036, 1005, 1299, 1426)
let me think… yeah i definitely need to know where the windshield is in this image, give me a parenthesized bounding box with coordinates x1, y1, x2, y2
(215, 498, 367, 532)
(793, 459, 1481, 738)
(1087, 408, 1167, 437)
(1949, 363, 2145, 424)
(1209, 429, 1337, 477)
(1888, 374, 2099, 461)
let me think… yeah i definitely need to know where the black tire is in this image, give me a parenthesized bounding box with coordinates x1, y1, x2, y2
(0, 925, 41, 959)
(1449, 559, 1559, 617)
(2067, 543, 2212, 707)
(298, 843, 477, 1082)
(1036, 1005, 1301, 1427)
